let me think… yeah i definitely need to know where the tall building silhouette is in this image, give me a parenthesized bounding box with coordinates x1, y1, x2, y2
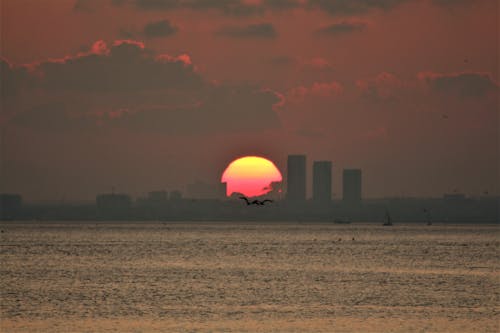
(286, 155, 306, 202)
(343, 169, 362, 205)
(313, 161, 332, 204)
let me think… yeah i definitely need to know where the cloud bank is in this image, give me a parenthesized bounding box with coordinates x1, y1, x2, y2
(5, 40, 283, 134)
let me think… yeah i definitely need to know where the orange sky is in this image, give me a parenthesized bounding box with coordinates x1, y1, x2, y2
(0, 0, 498, 201)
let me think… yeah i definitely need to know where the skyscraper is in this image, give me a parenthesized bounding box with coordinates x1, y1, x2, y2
(313, 161, 332, 204)
(343, 169, 362, 205)
(286, 155, 306, 202)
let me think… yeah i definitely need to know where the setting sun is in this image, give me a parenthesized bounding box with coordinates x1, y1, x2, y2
(221, 156, 282, 198)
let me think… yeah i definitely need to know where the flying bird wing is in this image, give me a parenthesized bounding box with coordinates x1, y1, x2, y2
(239, 196, 250, 205)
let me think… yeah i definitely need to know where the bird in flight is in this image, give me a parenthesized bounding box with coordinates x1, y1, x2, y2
(239, 196, 273, 206)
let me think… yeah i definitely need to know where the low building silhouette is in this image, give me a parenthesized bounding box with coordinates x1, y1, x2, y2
(343, 169, 362, 206)
(148, 190, 168, 202)
(169, 190, 183, 201)
(96, 193, 132, 219)
(187, 181, 226, 199)
(0, 194, 23, 220)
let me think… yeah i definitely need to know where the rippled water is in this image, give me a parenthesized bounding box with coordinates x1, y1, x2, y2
(1, 222, 499, 332)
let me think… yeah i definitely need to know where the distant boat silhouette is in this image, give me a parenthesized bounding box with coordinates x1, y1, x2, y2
(239, 196, 273, 206)
(383, 210, 393, 226)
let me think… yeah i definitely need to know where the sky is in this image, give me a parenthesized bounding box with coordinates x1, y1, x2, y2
(0, 0, 498, 201)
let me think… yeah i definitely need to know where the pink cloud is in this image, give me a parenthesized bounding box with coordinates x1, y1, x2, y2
(112, 39, 145, 49)
(89, 40, 109, 55)
(310, 82, 343, 96)
(156, 53, 193, 66)
(288, 81, 343, 101)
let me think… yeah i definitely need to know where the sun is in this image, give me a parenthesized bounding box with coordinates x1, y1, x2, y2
(221, 156, 282, 198)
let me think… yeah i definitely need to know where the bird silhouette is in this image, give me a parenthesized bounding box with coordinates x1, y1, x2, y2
(239, 196, 274, 206)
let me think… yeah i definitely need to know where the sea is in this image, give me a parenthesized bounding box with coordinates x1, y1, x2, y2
(0, 222, 498, 332)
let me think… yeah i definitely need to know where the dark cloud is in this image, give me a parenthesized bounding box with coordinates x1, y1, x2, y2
(264, 0, 302, 10)
(216, 23, 277, 39)
(132, 0, 263, 15)
(11, 85, 283, 134)
(186, 0, 264, 16)
(12, 102, 99, 131)
(268, 55, 296, 66)
(0, 58, 30, 100)
(295, 128, 325, 139)
(299, 58, 335, 75)
(1, 59, 32, 124)
(143, 19, 178, 37)
(418, 72, 498, 97)
(315, 21, 367, 35)
(7, 40, 282, 134)
(356, 72, 403, 100)
(114, 0, 483, 16)
(114, 85, 282, 134)
(38, 40, 202, 92)
(307, 0, 411, 15)
(266, 56, 336, 75)
(431, 0, 480, 6)
(125, 0, 298, 16)
(73, 0, 99, 12)
(118, 28, 135, 39)
(135, 0, 181, 10)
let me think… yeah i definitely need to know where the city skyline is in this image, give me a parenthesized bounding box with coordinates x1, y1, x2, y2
(4, 151, 496, 204)
(1, 151, 498, 203)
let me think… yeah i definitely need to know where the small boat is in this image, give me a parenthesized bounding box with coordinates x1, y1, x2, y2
(383, 210, 393, 226)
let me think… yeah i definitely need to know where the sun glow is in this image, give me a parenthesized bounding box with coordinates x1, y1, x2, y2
(221, 156, 282, 197)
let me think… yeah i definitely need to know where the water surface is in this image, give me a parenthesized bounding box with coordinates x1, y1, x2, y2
(1, 222, 498, 332)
